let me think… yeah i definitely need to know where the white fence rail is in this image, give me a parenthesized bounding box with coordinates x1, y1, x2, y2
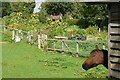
(2, 26, 107, 56)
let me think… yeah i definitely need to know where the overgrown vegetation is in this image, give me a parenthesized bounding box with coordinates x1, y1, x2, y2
(2, 2, 108, 41)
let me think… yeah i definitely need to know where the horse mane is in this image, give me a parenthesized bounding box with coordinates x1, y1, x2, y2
(102, 49, 108, 69)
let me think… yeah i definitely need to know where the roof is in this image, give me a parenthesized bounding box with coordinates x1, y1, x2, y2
(51, 15, 59, 20)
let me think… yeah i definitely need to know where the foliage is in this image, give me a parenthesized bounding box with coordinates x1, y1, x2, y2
(65, 25, 87, 38)
(79, 65, 108, 78)
(2, 2, 13, 17)
(42, 2, 74, 15)
(66, 25, 80, 37)
(2, 2, 35, 17)
(38, 8, 48, 23)
(80, 3, 108, 25)
(86, 25, 98, 36)
(3, 12, 25, 28)
(2, 12, 48, 31)
(97, 31, 108, 42)
(77, 29, 86, 36)
(2, 29, 13, 42)
(2, 2, 108, 42)
(47, 19, 68, 38)
(42, 2, 108, 28)
(65, 19, 79, 25)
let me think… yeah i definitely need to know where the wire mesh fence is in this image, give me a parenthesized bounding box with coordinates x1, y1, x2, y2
(47, 39, 108, 55)
(2, 26, 108, 56)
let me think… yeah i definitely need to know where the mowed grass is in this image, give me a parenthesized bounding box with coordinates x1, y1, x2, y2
(2, 42, 108, 78)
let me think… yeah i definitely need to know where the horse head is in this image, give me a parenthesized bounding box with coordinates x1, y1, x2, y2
(82, 45, 108, 70)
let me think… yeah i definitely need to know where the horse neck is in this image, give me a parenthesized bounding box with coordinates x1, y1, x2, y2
(102, 50, 108, 69)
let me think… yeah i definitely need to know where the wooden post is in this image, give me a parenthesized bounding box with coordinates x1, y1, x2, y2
(12, 29, 14, 40)
(76, 41, 79, 57)
(20, 31, 23, 40)
(16, 30, 18, 36)
(53, 41, 56, 51)
(102, 43, 106, 50)
(4, 26, 7, 31)
(38, 32, 41, 49)
(44, 34, 48, 49)
(99, 28, 101, 33)
(41, 34, 44, 48)
(62, 40, 64, 51)
(28, 31, 31, 43)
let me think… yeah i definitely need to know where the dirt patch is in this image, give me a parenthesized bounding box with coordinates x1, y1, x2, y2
(0, 42, 8, 46)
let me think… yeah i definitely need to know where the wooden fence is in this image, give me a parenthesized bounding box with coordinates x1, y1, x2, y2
(3, 26, 47, 48)
(47, 39, 107, 56)
(2, 26, 107, 56)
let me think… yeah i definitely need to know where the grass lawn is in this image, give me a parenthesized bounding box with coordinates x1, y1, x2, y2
(2, 42, 108, 78)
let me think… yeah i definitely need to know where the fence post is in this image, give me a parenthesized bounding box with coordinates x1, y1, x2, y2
(4, 26, 7, 31)
(20, 30, 23, 40)
(41, 34, 44, 48)
(28, 31, 31, 43)
(76, 41, 79, 57)
(38, 32, 41, 49)
(16, 30, 18, 36)
(42, 34, 48, 49)
(12, 28, 15, 40)
(62, 40, 64, 51)
(53, 40, 56, 51)
(102, 43, 106, 50)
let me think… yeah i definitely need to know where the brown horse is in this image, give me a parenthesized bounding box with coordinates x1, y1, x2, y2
(82, 45, 108, 70)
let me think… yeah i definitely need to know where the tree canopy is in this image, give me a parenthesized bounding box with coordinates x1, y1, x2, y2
(41, 2, 108, 26)
(2, 2, 35, 17)
(2, 2, 108, 27)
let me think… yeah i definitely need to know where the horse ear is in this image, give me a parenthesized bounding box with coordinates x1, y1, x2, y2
(96, 45, 99, 51)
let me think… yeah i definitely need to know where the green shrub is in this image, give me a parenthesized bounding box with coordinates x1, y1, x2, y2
(86, 25, 98, 36)
(77, 29, 86, 36)
(2, 12, 49, 31)
(66, 25, 79, 37)
(80, 65, 108, 78)
(63, 14, 73, 20)
(76, 19, 89, 28)
(97, 31, 107, 42)
(66, 19, 79, 25)
(2, 30, 13, 42)
(66, 25, 87, 38)
(48, 21, 68, 38)
(38, 9, 48, 23)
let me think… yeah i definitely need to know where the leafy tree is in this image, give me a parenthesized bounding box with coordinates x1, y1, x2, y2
(80, 3, 108, 25)
(41, 2, 74, 15)
(2, 2, 35, 17)
(2, 2, 12, 17)
(42, 2, 108, 27)
(37, 8, 48, 23)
